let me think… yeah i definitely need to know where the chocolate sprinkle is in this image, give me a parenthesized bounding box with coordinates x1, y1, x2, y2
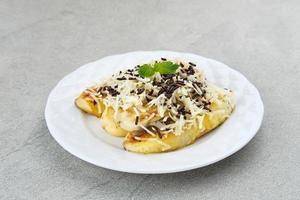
(137, 88, 144, 95)
(135, 116, 139, 125)
(106, 86, 120, 96)
(157, 88, 165, 96)
(186, 66, 195, 75)
(97, 87, 103, 93)
(117, 77, 127, 80)
(145, 96, 151, 102)
(162, 74, 175, 79)
(176, 80, 185, 86)
(189, 62, 196, 66)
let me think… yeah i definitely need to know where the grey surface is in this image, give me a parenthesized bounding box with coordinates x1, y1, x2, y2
(0, 0, 299, 199)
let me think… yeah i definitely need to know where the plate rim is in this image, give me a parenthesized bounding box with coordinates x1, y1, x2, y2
(45, 50, 264, 174)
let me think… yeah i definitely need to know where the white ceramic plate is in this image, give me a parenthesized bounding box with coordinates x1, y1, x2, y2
(45, 51, 264, 174)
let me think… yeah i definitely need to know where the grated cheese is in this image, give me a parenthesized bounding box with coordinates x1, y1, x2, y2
(84, 59, 234, 137)
(140, 125, 156, 136)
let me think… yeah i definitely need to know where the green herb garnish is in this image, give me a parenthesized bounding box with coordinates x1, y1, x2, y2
(138, 61, 179, 78)
(154, 61, 179, 75)
(138, 64, 155, 77)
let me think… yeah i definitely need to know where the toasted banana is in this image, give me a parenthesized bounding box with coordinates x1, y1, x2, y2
(75, 92, 128, 136)
(75, 92, 103, 117)
(75, 91, 160, 137)
(123, 96, 234, 154)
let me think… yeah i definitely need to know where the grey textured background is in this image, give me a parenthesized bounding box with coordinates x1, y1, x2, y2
(1, 0, 299, 199)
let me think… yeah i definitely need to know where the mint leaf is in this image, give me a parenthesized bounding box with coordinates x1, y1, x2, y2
(154, 61, 179, 75)
(138, 64, 155, 77)
(138, 60, 179, 78)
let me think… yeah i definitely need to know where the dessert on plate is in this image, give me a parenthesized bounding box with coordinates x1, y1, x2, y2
(75, 58, 234, 153)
